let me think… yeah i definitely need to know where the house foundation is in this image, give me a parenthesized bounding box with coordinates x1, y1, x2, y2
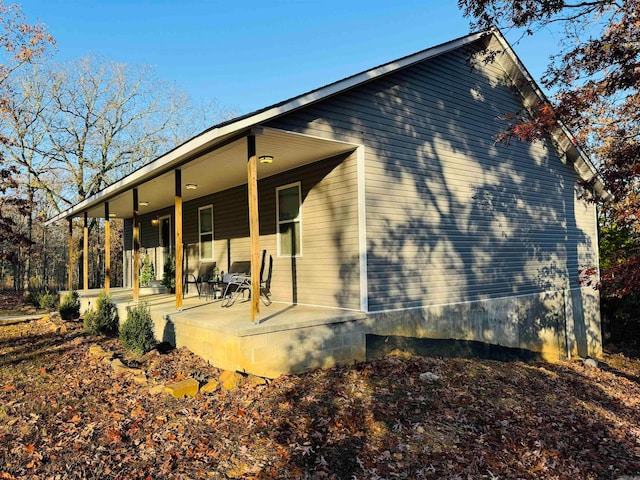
(68, 285, 601, 378)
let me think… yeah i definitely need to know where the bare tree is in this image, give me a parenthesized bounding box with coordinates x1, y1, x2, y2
(4, 52, 235, 288)
(40, 56, 191, 208)
(2, 67, 56, 288)
(0, 2, 54, 290)
(10, 55, 233, 212)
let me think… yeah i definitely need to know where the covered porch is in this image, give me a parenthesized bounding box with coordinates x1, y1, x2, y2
(72, 288, 366, 378)
(49, 125, 361, 324)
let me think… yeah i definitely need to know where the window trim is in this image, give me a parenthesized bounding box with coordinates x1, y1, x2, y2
(198, 204, 214, 261)
(276, 182, 302, 258)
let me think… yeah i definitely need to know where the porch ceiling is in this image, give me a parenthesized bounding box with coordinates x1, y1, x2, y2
(80, 128, 357, 220)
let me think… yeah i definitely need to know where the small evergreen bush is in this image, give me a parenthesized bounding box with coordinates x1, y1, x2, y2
(139, 254, 155, 287)
(120, 302, 156, 355)
(83, 291, 119, 336)
(161, 254, 176, 292)
(39, 290, 59, 311)
(25, 290, 42, 307)
(59, 291, 81, 320)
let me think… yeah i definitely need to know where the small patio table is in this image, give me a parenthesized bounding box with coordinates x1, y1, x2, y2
(204, 278, 223, 300)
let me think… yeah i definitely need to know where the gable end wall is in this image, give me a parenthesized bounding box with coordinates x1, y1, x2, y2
(267, 41, 600, 357)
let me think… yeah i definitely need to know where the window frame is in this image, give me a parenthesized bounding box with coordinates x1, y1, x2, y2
(198, 204, 214, 261)
(276, 182, 302, 258)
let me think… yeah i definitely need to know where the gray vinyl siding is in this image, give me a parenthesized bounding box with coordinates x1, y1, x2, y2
(126, 152, 360, 309)
(259, 152, 360, 308)
(267, 43, 599, 312)
(123, 207, 173, 251)
(182, 184, 250, 277)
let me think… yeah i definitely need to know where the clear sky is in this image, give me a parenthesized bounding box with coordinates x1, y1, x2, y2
(20, 0, 561, 117)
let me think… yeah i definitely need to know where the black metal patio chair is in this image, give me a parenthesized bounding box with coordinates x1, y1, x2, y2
(183, 261, 216, 297)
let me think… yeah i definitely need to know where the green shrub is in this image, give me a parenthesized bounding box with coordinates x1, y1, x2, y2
(139, 254, 155, 287)
(38, 290, 59, 311)
(59, 291, 81, 320)
(83, 291, 119, 336)
(120, 302, 156, 355)
(161, 254, 176, 291)
(28, 277, 41, 290)
(25, 290, 41, 307)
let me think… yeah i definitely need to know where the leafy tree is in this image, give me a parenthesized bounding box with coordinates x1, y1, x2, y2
(458, 1, 640, 300)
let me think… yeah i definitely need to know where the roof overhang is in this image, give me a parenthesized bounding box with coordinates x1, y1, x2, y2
(46, 28, 611, 226)
(46, 127, 357, 224)
(488, 29, 612, 201)
(46, 30, 489, 226)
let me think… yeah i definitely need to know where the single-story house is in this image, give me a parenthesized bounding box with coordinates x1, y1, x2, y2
(48, 28, 607, 376)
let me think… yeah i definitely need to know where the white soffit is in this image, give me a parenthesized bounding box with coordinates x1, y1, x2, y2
(46, 31, 485, 225)
(79, 128, 357, 220)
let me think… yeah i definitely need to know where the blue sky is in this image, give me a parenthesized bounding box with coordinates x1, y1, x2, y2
(20, 1, 561, 116)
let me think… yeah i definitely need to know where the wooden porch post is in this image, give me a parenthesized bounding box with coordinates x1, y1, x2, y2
(175, 170, 183, 309)
(67, 218, 73, 291)
(104, 202, 111, 294)
(133, 188, 140, 301)
(83, 212, 89, 292)
(247, 134, 260, 323)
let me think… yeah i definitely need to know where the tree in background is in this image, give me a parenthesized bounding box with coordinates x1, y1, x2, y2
(3, 66, 55, 289)
(0, 2, 54, 289)
(2, 54, 233, 290)
(7, 56, 197, 212)
(459, 0, 640, 342)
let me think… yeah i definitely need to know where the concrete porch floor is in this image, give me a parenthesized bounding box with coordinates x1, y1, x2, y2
(72, 288, 367, 378)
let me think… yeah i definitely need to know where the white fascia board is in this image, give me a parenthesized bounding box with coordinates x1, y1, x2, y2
(490, 29, 612, 201)
(47, 31, 488, 226)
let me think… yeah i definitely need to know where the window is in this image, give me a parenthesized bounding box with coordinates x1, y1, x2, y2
(198, 205, 213, 260)
(276, 182, 302, 256)
(158, 215, 171, 249)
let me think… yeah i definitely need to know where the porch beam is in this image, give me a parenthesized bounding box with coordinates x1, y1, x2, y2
(67, 218, 73, 290)
(104, 202, 111, 294)
(247, 134, 260, 323)
(133, 188, 140, 301)
(175, 170, 183, 309)
(83, 212, 88, 292)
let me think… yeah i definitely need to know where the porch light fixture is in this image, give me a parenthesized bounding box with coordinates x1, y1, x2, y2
(108, 213, 117, 218)
(151, 216, 159, 226)
(185, 183, 198, 190)
(259, 155, 274, 164)
(139, 201, 149, 207)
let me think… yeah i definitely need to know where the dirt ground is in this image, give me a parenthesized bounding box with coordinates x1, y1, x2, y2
(0, 307, 639, 479)
(0, 291, 44, 317)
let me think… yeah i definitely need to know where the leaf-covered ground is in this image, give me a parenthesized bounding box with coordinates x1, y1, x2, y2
(0, 315, 639, 479)
(0, 292, 43, 317)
